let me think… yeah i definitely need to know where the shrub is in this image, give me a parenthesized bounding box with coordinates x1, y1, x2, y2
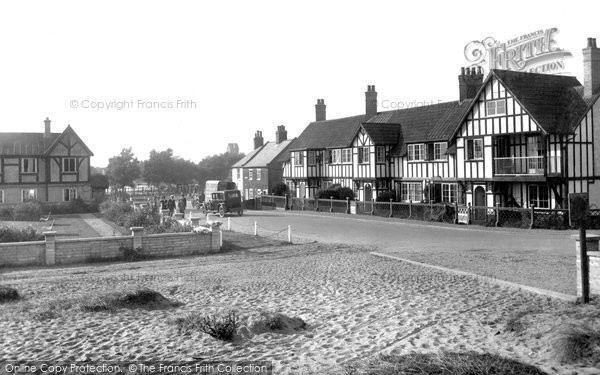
(123, 208, 160, 229)
(271, 182, 288, 196)
(99, 200, 133, 224)
(0, 286, 19, 303)
(78, 288, 180, 311)
(553, 324, 600, 364)
(174, 310, 239, 341)
(315, 184, 355, 200)
(13, 200, 44, 221)
(0, 226, 44, 243)
(376, 190, 397, 202)
(119, 246, 146, 261)
(145, 217, 193, 234)
(0, 206, 14, 220)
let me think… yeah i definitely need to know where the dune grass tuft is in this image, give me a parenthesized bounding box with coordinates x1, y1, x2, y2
(0, 285, 19, 303)
(341, 351, 546, 375)
(78, 288, 181, 312)
(173, 310, 239, 341)
(553, 324, 600, 364)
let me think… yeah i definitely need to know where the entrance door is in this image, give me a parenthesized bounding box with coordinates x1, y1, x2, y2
(364, 184, 372, 202)
(474, 186, 486, 222)
(299, 182, 306, 198)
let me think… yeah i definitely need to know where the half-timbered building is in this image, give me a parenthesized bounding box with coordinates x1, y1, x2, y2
(0, 118, 94, 204)
(282, 37, 600, 209)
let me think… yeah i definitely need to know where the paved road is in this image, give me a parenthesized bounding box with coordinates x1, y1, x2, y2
(223, 209, 579, 295)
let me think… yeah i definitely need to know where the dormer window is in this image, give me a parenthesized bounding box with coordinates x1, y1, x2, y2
(408, 144, 425, 161)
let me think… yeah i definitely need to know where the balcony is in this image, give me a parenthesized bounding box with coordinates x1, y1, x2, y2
(494, 156, 562, 176)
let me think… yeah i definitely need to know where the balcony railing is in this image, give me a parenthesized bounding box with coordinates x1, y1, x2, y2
(494, 156, 561, 175)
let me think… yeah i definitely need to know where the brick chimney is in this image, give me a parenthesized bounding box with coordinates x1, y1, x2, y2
(253, 130, 264, 149)
(584, 37, 600, 97)
(275, 125, 287, 144)
(365, 85, 377, 118)
(44, 117, 51, 138)
(458, 66, 484, 103)
(315, 99, 326, 121)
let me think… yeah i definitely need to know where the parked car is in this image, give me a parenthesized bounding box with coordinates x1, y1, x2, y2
(201, 189, 243, 217)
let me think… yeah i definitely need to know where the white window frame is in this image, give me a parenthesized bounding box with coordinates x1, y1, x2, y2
(294, 151, 304, 166)
(21, 189, 38, 202)
(358, 147, 369, 164)
(256, 169, 261, 181)
(434, 142, 448, 161)
(529, 185, 550, 209)
(376, 146, 386, 163)
(63, 157, 77, 173)
(331, 150, 341, 164)
(63, 187, 78, 202)
(342, 148, 352, 164)
(408, 144, 425, 161)
(307, 151, 316, 166)
(486, 99, 506, 116)
(21, 158, 38, 173)
(401, 182, 423, 202)
(442, 183, 457, 203)
(467, 139, 484, 160)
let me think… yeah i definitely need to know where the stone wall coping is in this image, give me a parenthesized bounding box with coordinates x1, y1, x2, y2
(43, 231, 58, 236)
(571, 233, 600, 241)
(0, 241, 46, 248)
(56, 235, 132, 243)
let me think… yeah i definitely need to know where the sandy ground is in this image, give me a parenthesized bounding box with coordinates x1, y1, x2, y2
(0, 232, 599, 374)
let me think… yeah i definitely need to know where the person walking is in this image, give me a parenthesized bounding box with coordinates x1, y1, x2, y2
(167, 195, 176, 217)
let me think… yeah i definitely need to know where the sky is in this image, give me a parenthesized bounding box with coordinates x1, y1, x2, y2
(0, 0, 598, 167)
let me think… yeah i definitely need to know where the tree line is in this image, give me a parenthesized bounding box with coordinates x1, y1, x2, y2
(94, 147, 245, 191)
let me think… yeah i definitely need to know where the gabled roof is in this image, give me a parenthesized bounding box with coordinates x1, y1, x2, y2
(290, 114, 370, 151)
(233, 139, 294, 168)
(44, 125, 94, 156)
(0, 133, 60, 156)
(360, 123, 403, 145)
(486, 69, 587, 134)
(243, 139, 294, 168)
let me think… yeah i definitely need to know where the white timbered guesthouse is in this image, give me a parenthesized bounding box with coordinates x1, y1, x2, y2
(282, 37, 600, 209)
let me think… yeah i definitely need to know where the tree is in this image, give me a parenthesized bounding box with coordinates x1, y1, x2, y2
(143, 149, 176, 187)
(89, 173, 110, 189)
(197, 152, 245, 187)
(105, 148, 141, 190)
(272, 182, 288, 196)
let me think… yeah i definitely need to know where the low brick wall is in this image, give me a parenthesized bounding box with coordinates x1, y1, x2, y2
(0, 241, 46, 266)
(0, 229, 221, 267)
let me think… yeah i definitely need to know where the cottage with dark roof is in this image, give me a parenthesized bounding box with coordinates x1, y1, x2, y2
(0, 118, 93, 204)
(231, 126, 294, 199)
(283, 37, 600, 209)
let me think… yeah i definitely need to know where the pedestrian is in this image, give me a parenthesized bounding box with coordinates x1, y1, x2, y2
(160, 195, 167, 210)
(181, 194, 187, 213)
(167, 195, 176, 216)
(178, 197, 186, 217)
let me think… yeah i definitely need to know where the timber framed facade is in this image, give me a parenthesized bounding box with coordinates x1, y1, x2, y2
(282, 38, 600, 209)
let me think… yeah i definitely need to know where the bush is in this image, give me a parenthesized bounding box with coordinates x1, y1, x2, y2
(145, 217, 194, 234)
(78, 288, 181, 311)
(315, 184, 355, 200)
(174, 310, 239, 341)
(0, 286, 19, 303)
(99, 200, 133, 224)
(0, 226, 44, 243)
(13, 200, 44, 221)
(376, 190, 397, 202)
(123, 208, 160, 229)
(0, 206, 14, 220)
(119, 246, 146, 261)
(271, 182, 288, 196)
(553, 324, 600, 364)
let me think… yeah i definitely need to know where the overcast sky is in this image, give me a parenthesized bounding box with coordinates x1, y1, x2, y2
(0, 0, 597, 167)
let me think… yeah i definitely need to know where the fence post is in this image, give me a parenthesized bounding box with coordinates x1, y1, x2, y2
(454, 201, 459, 224)
(227, 217, 231, 231)
(285, 194, 290, 210)
(370, 198, 375, 215)
(219, 229, 223, 248)
(330, 196, 334, 213)
(315, 198, 319, 212)
(530, 204, 535, 229)
(288, 225, 292, 244)
(389, 199, 393, 218)
(573, 233, 599, 302)
(254, 221, 258, 236)
(302, 197, 305, 211)
(260, 194, 263, 210)
(346, 197, 350, 214)
(408, 200, 412, 219)
(467, 203, 472, 225)
(131, 226, 144, 250)
(495, 203, 500, 227)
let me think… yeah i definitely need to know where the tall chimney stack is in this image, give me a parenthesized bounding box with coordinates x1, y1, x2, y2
(365, 85, 377, 118)
(458, 67, 484, 102)
(275, 125, 287, 144)
(44, 117, 51, 138)
(253, 130, 264, 150)
(584, 37, 600, 97)
(315, 99, 326, 121)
